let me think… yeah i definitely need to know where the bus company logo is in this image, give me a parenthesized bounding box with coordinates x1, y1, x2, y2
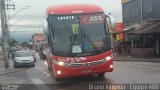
(79, 57, 87, 60)
(82, 16, 104, 22)
(65, 57, 87, 63)
(80, 15, 105, 25)
(57, 57, 87, 63)
(88, 16, 104, 22)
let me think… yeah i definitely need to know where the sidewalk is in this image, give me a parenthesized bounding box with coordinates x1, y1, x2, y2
(113, 55, 160, 62)
(0, 59, 28, 75)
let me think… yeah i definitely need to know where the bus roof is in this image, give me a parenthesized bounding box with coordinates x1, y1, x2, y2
(47, 4, 103, 15)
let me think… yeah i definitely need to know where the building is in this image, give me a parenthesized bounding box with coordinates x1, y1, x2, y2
(122, 0, 160, 26)
(32, 33, 43, 51)
(121, 0, 160, 57)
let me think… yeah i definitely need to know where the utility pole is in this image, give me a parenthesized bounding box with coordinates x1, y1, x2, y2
(0, 0, 9, 67)
(141, 0, 143, 22)
(5, 0, 15, 45)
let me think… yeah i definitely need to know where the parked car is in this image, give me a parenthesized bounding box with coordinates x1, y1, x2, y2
(13, 51, 35, 68)
(11, 47, 21, 59)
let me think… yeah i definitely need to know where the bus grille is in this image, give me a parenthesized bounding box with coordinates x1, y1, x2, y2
(68, 59, 106, 68)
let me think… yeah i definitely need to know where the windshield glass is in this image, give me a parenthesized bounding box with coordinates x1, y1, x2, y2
(80, 14, 110, 52)
(15, 51, 32, 57)
(48, 13, 111, 57)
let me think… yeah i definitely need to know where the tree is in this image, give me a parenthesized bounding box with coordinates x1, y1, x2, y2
(9, 38, 18, 47)
(20, 41, 33, 49)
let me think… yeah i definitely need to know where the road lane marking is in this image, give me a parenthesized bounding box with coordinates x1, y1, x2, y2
(31, 78, 51, 90)
(31, 78, 45, 84)
(44, 72, 50, 77)
(43, 61, 48, 66)
(47, 74, 50, 77)
(44, 72, 47, 74)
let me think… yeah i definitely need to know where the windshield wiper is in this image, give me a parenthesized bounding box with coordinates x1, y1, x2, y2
(81, 27, 100, 53)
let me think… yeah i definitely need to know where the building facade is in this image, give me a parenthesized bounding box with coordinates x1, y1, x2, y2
(121, 0, 160, 57)
(122, 0, 160, 26)
(32, 33, 43, 51)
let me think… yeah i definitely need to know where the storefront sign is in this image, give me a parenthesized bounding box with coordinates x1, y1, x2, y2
(115, 22, 125, 32)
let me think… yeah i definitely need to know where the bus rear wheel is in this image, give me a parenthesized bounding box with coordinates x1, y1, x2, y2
(97, 73, 105, 77)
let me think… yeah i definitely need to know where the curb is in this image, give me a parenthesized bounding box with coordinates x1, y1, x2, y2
(113, 59, 160, 62)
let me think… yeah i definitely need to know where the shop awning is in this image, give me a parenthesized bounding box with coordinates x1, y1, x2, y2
(128, 20, 160, 34)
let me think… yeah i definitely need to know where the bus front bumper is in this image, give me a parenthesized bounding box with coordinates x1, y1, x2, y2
(52, 59, 113, 78)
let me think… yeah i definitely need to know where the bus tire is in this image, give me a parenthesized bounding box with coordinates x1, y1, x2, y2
(97, 73, 105, 77)
(32, 64, 35, 67)
(14, 65, 18, 68)
(55, 78, 62, 81)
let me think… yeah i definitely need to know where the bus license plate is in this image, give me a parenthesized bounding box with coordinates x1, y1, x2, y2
(82, 69, 92, 74)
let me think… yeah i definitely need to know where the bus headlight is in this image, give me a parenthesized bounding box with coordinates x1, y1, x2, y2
(58, 61, 64, 66)
(57, 70, 61, 75)
(110, 65, 113, 68)
(105, 55, 113, 61)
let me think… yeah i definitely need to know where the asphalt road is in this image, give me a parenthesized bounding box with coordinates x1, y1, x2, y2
(0, 54, 160, 90)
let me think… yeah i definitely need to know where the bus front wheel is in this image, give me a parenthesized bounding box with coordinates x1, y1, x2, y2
(55, 78, 62, 81)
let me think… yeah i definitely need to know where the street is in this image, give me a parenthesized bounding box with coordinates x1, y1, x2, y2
(1, 0, 160, 90)
(0, 54, 160, 90)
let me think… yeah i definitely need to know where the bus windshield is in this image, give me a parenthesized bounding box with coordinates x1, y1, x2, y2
(48, 13, 111, 57)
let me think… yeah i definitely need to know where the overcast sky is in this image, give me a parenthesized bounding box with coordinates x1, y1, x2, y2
(6, 0, 122, 32)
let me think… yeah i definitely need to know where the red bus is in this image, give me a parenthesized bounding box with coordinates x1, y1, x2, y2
(43, 4, 115, 80)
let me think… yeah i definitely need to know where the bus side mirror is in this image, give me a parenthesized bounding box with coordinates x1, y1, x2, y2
(105, 15, 116, 31)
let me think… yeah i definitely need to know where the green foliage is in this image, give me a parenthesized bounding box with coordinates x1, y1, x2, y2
(20, 41, 33, 49)
(9, 38, 18, 47)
